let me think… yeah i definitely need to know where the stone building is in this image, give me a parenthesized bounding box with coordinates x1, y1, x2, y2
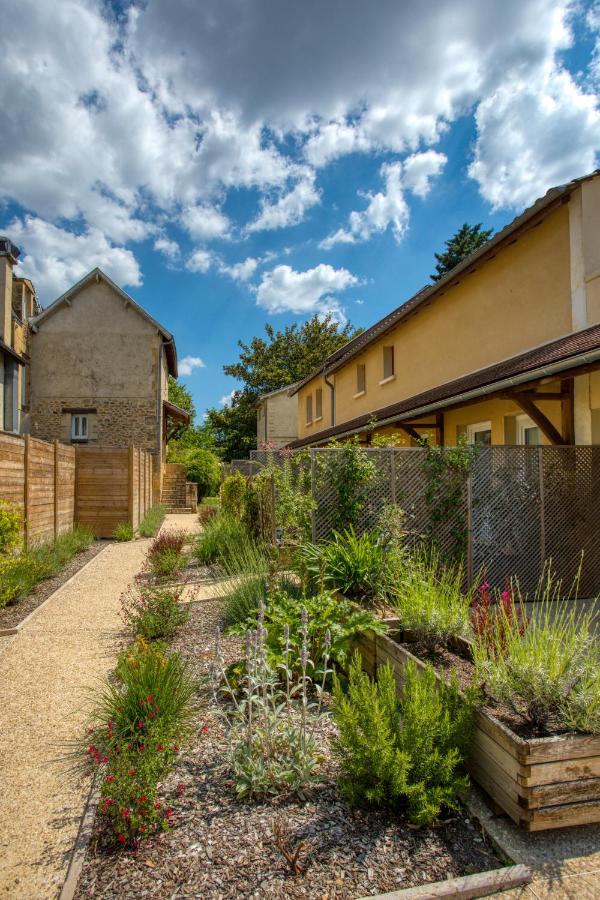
(256, 383, 299, 449)
(27, 267, 189, 495)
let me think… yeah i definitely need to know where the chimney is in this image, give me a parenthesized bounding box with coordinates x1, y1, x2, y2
(0, 237, 20, 344)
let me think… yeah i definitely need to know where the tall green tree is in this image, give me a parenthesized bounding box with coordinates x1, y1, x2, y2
(431, 223, 494, 282)
(168, 376, 218, 453)
(205, 313, 357, 460)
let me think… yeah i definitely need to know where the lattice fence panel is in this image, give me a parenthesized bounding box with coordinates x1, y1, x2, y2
(470, 447, 542, 594)
(542, 446, 600, 597)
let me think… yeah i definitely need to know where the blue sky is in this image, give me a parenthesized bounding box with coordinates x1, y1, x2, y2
(1, 0, 599, 417)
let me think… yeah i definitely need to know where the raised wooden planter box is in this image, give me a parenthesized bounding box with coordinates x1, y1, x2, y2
(355, 626, 600, 831)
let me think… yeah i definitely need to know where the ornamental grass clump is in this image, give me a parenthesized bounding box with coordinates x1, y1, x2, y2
(391, 548, 473, 650)
(113, 522, 134, 542)
(84, 641, 197, 846)
(138, 505, 166, 538)
(121, 584, 189, 641)
(213, 606, 330, 800)
(299, 527, 385, 604)
(333, 653, 475, 826)
(473, 569, 600, 734)
(195, 512, 253, 566)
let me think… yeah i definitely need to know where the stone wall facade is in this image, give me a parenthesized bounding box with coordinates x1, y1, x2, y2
(30, 397, 159, 450)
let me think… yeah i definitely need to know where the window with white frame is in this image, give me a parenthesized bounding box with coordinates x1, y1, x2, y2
(356, 363, 366, 395)
(516, 414, 541, 446)
(71, 414, 88, 441)
(466, 420, 492, 445)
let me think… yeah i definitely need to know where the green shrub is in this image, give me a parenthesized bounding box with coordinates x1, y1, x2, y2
(122, 585, 189, 641)
(473, 573, 600, 733)
(195, 512, 252, 566)
(0, 501, 21, 555)
(220, 472, 248, 520)
(149, 549, 183, 578)
(232, 588, 385, 680)
(333, 654, 474, 825)
(113, 522, 134, 542)
(138, 505, 166, 538)
(317, 438, 377, 529)
(391, 548, 473, 649)
(300, 528, 385, 603)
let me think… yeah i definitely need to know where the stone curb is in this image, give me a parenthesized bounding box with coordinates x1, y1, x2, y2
(0, 543, 112, 637)
(58, 783, 100, 900)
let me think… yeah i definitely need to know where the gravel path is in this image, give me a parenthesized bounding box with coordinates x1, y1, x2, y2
(0, 515, 199, 900)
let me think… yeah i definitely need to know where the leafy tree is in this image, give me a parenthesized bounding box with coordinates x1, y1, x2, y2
(204, 390, 258, 461)
(168, 376, 195, 419)
(168, 376, 220, 455)
(431, 223, 493, 282)
(206, 314, 358, 460)
(223, 314, 357, 394)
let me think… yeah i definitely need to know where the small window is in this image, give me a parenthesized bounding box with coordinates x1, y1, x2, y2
(315, 388, 323, 419)
(383, 346, 395, 380)
(467, 421, 492, 446)
(305, 395, 313, 425)
(516, 414, 541, 446)
(71, 414, 88, 441)
(356, 364, 366, 394)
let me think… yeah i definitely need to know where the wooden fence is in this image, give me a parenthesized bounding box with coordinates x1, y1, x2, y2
(0, 434, 154, 543)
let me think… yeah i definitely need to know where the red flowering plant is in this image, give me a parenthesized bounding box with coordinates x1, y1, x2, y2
(147, 528, 188, 579)
(469, 576, 528, 656)
(83, 642, 197, 846)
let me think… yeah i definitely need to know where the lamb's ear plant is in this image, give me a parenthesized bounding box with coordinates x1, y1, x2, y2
(391, 547, 473, 650)
(212, 606, 331, 800)
(473, 568, 600, 734)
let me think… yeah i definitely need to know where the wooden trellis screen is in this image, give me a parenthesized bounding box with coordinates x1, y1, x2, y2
(250, 446, 600, 597)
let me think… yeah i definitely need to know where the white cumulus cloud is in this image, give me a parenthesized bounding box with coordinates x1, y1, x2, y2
(181, 204, 231, 241)
(5, 216, 141, 303)
(218, 257, 259, 282)
(185, 248, 214, 273)
(247, 171, 320, 232)
(256, 263, 357, 318)
(178, 355, 206, 376)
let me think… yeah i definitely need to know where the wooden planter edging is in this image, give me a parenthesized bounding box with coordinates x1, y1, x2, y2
(355, 627, 600, 831)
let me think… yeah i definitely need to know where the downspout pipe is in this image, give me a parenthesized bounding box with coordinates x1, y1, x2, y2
(323, 367, 335, 426)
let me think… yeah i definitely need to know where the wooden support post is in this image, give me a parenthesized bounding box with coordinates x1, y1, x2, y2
(538, 446, 546, 569)
(509, 393, 567, 445)
(390, 448, 396, 505)
(436, 412, 444, 447)
(398, 423, 421, 443)
(23, 434, 30, 549)
(466, 474, 473, 586)
(561, 378, 575, 445)
(310, 449, 316, 542)
(54, 440, 59, 539)
(128, 445, 134, 527)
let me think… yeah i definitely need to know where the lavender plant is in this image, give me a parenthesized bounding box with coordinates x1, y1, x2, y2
(212, 605, 331, 799)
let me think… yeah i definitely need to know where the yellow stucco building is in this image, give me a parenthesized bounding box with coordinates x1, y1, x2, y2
(289, 171, 600, 450)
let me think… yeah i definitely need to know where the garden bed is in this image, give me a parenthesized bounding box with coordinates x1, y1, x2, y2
(75, 597, 502, 899)
(355, 627, 600, 832)
(0, 542, 105, 633)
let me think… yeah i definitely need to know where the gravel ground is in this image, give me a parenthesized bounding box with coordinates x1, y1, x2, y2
(0, 542, 106, 632)
(76, 592, 501, 900)
(0, 530, 165, 900)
